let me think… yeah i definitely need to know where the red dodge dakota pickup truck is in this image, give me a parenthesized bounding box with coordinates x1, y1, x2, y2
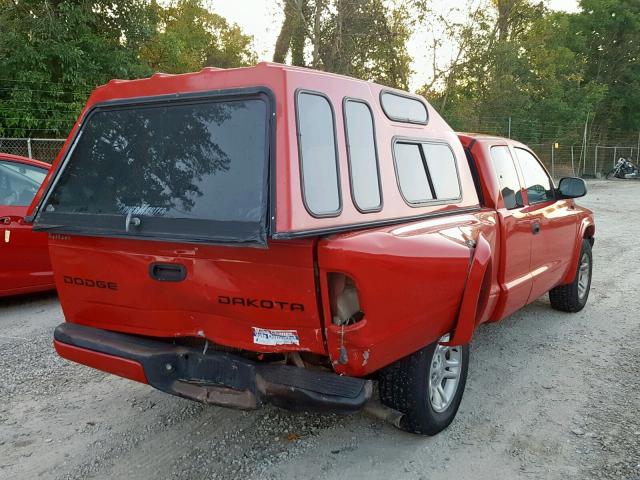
(28, 63, 594, 435)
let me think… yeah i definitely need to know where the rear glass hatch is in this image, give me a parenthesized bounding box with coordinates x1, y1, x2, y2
(33, 88, 274, 245)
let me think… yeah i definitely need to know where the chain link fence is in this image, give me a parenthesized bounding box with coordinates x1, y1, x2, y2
(1, 136, 638, 179)
(0, 138, 64, 164)
(528, 142, 640, 178)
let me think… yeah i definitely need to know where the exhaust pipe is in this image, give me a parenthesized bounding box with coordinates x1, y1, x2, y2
(363, 400, 405, 429)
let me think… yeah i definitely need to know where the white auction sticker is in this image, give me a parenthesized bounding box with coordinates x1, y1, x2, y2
(252, 327, 300, 346)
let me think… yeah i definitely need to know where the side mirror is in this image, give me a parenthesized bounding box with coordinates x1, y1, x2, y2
(558, 177, 587, 199)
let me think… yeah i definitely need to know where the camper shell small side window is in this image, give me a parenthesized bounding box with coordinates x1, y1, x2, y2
(380, 91, 428, 125)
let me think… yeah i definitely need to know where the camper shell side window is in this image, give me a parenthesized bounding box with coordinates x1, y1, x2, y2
(392, 138, 462, 207)
(342, 98, 383, 213)
(295, 90, 342, 218)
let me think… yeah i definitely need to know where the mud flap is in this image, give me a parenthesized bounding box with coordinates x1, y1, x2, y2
(442, 234, 491, 346)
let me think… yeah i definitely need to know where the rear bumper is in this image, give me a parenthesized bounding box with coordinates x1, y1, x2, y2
(54, 323, 372, 414)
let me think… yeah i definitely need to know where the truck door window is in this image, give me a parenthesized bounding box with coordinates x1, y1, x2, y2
(490, 146, 523, 209)
(344, 100, 382, 212)
(514, 148, 554, 204)
(297, 92, 341, 217)
(0, 160, 47, 206)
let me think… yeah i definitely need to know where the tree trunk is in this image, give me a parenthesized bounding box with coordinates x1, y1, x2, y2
(291, 0, 306, 66)
(273, 1, 296, 63)
(312, 0, 325, 68)
(494, 0, 516, 41)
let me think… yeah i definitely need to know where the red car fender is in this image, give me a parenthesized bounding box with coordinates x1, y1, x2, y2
(442, 234, 492, 346)
(561, 218, 595, 285)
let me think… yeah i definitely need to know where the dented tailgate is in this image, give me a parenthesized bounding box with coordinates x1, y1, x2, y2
(49, 235, 326, 353)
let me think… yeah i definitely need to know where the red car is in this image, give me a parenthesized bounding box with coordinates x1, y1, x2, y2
(29, 63, 594, 435)
(0, 154, 54, 296)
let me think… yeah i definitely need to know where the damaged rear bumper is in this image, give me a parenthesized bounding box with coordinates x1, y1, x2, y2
(53, 323, 372, 414)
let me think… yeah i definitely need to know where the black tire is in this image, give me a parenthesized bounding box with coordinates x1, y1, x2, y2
(549, 239, 592, 312)
(606, 169, 615, 179)
(379, 337, 469, 435)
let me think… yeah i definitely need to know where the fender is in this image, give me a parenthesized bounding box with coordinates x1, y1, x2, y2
(561, 218, 595, 285)
(442, 234, 491, 346)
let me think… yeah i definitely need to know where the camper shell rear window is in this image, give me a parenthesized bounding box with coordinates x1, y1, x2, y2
(33, 89, 273, 246)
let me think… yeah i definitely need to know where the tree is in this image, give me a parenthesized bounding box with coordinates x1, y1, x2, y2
(273, 0, 308, 66)
(0, 0, 257, 138)
(418, 0, 607, 146)
(0, 0, 156, 137)
(141, 0, 257, 74)
(272, 0, 413, 89)
(569, 0, 640, 140)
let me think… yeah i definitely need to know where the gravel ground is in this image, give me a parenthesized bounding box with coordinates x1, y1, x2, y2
(1, 179, 639, 480)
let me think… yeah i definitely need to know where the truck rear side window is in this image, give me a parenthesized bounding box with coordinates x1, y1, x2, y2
(344, 100, 382, 212)
(393, 141, 460, 205)
(34, 93, 271, 245)
(490, 146, 523, 209)
(296, 92, 341, 217)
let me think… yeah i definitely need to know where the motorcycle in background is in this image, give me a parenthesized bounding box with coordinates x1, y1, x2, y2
(606, 157, 640, 179)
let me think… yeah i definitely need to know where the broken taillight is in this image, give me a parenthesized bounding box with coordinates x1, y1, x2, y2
(327, 273, 365, 326)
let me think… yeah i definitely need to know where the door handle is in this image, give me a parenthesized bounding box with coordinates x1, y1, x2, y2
(149, 263, 187, 282)
(532, 221, 541, 235)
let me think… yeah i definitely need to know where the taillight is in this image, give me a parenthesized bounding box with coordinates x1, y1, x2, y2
(328, 273, 364, 326)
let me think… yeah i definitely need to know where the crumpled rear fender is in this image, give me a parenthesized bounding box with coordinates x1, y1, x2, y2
(442, 234, 492, 346)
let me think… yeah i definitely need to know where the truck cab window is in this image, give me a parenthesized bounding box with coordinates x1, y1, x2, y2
(490, 146, 523, 209)
(514, 148, 554, 204)
(297, 92, 341, 216)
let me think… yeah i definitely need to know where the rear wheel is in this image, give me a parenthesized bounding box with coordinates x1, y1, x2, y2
(379, 334, 469, 435)
(549, 239, 592, 312)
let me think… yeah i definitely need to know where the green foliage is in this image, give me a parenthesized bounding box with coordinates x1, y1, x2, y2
(420, 0, 640, 146)
(0, 0, 156, 137)
(141, 0, 256, 73)
(1, 0, 639, 146)
(571, 0, 640, 137)
(0, 0, 256, 137)
(273, 0, 413, 89)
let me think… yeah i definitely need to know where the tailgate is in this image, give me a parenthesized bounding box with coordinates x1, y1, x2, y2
(50, 235, 326, 353)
